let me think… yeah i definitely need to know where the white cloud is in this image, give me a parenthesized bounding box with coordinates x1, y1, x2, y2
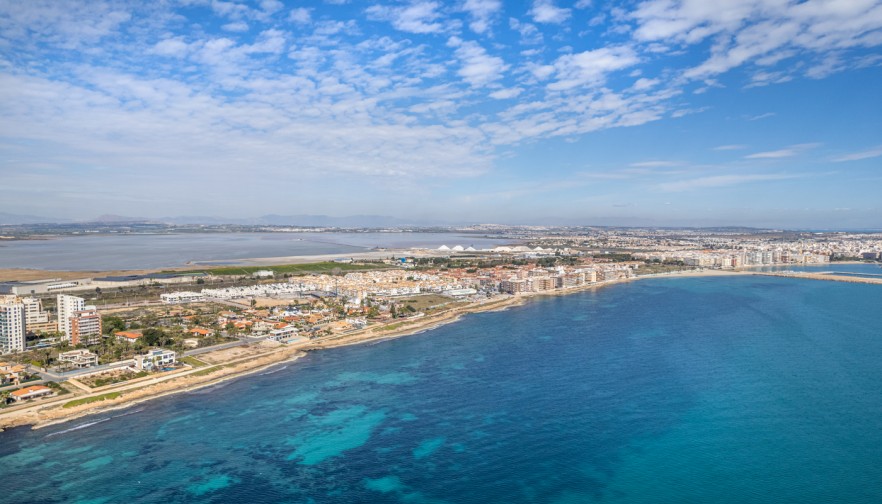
(713, 144, 747, 151)
(289, 8, 311, 24)
(530, 0, 571, 24)
(448, 37, 508, 87)
(832, 146, 882, 162)
(548, 46, 640, 91)
(631, 0, 882, 82)
(222, 21, 250, 32)
(509, 17, 543, 44)
(489, 87, 523, 99)
(745, 112, 775, 121)
(745, 143, 819, 159)
(630, 160, 679, 168)
(462, 0, 501, 34)
(259, 0, 284, 16)
(631, 77, 659, 90)
(0, 0, 131, 49)
(366, 1, 446, 34)
(660, 173, 799, 192)
(151, 38, 190, 58)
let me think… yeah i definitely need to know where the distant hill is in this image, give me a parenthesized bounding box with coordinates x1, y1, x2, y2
(159, 214, 433, 227)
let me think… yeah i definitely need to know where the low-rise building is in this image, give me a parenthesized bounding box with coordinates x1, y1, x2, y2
(160, 291, 205, 304)
(58, 350, 99, 368)
(10, 385, 54, 401)
(133, 349, 176, 371)
(0, 362, 26, 385)
(115, 331, 142, 343)
(268, 325, 300, 343)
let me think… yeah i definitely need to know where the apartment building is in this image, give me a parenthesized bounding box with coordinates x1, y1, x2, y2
(70, 309, 102, 346)
(0, 301, 26, 354)
(57, 294, 85, 343)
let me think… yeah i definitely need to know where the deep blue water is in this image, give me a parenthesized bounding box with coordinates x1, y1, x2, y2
(2, 275, 882, 503)
(0, 232, 511, 270)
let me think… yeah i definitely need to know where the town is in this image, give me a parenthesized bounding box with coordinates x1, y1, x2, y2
(1, 227, 881, 419)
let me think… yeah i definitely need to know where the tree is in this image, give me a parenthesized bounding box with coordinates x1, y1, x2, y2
(142, 328, 166, 347)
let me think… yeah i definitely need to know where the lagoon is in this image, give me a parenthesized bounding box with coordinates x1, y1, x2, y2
(0, 232, 511, 271)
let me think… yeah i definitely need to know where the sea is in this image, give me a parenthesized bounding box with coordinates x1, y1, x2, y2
(2, 272, 882, 503)
(0, 232, 512, 271)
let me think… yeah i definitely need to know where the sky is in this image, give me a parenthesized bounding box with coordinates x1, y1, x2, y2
(1, 0, 881, 228)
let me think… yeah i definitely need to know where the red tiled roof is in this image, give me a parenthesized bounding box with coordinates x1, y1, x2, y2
(10, 385, 52, 398)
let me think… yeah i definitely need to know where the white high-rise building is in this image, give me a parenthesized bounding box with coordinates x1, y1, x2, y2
(22, 297, 49, 325)
(57, 294, 85, 343)
(0, 302, 26, 354)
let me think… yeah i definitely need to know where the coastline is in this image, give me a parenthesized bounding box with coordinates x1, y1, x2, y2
(0, 294, 528, 432)
(0, 266, 847, 432)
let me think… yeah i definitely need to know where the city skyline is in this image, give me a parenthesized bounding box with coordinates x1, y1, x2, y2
(2, 0, 882, 228)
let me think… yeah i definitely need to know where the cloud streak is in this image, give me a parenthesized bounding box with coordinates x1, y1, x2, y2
(659, 173, 801, 192)
(832, 146, 882, 162)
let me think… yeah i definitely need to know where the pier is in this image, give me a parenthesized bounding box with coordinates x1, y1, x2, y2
(757, 272, 882, 285)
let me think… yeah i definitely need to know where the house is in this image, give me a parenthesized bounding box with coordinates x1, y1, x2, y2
(10, 385, 53, 401)
(58, 350, 99, 368)
(0, 362, 26, 385)
(133, 349, 177, 371)
(187, 327, 213, 337)
(267, 325, 300, 343)
(115, 331, 142, 343)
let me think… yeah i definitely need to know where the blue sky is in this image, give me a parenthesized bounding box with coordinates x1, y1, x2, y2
(1, 0, 881, 228)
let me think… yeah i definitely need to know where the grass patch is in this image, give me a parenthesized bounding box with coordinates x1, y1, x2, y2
(63, 392, 121, 409)
(380, 321, 414, 332)
(179, 356, 209, 368)
(191, 366, 223, 377)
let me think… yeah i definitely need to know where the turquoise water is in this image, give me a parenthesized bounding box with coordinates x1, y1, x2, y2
(2, 275, 882, 503)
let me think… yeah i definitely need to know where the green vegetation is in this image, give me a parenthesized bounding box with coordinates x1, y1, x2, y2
(63, 392, 122, 409)
(636, 263, 696, 276)
(595, 253, 634, 262)
(397, 294, 455, 312)
(380, 321, 413, 331)
(179, 356, 209, 368)
(102, 315, 127, 334)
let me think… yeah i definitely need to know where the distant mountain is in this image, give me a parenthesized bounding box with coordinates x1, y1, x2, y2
(89, 214, 152, 223)
(159, 214, 439, 227)
(0, 212, 73, 225)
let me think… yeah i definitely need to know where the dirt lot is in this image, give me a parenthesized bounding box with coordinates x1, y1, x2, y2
(197, 341, 279, 364)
